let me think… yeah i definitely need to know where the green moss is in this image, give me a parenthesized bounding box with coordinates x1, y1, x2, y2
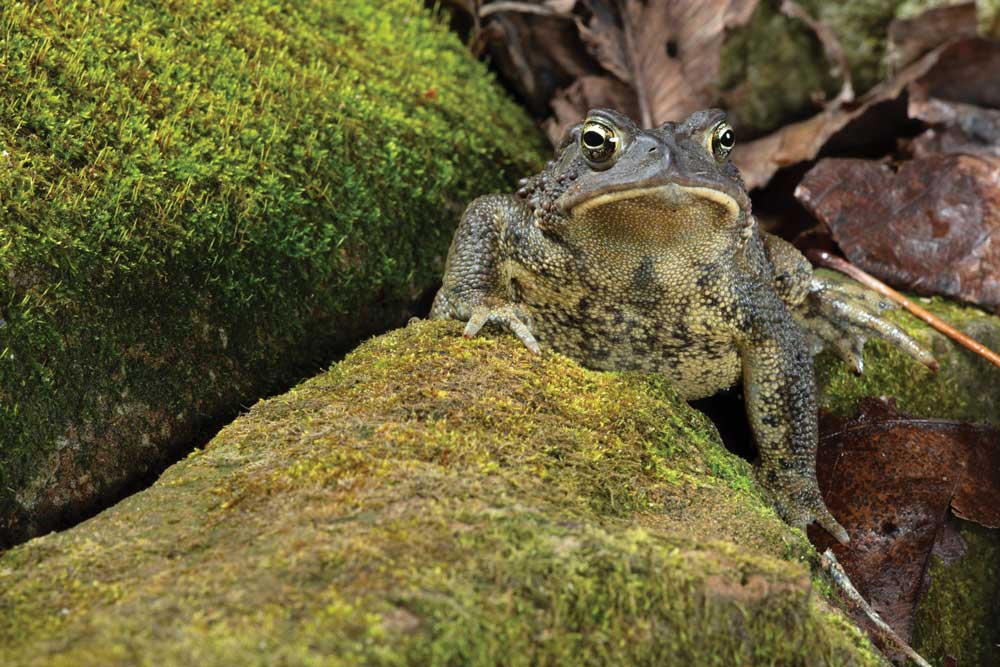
(0, 0, 547, 543)
(0, 321, 880, 666)
(814, 271, 1000, 425)
(720, 1, 837, 138)
(911, 521, 1000, 667)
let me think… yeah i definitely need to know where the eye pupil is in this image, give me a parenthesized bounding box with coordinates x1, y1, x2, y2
(721, 129, 734, 148)
(583, 130, 605, 149)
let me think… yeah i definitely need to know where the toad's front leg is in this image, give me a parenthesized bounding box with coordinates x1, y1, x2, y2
(431, 194, 541, 353)
(740, 296, 850, 544)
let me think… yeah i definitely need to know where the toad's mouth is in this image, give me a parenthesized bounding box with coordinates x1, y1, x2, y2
(567, 183, 741, 223)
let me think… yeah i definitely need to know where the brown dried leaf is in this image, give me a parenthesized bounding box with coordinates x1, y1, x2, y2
(544, 74, 638, 144)
(578, 0, 758, 128)
(903, 41, 1000, 160)
(905, 97, 1000, 160)
(887, 2, 978, 72)
(811, 398, 1000, 646)
(734, 36, 1000, 190)
(481, 9, 594, 116)
(795, 154, 1000, 314)
(954, 428, 1000, 528)
(908, 37, 1000, 110)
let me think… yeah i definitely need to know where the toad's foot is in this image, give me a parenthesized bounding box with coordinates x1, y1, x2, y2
(464, 302, 541, 354)
(760, 470, 849, 545)
(794, 276, 937, 373)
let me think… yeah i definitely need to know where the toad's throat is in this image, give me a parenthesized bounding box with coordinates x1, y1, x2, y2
(564, 184, 742, 247)
(569, 184, 741, 222)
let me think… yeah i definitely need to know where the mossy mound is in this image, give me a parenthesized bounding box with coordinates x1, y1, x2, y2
(0, 320, 880, 666)
(912, 521, 1000, 667)
(0, 0, 547, 545)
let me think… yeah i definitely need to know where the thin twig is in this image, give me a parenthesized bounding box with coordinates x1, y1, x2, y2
(820, 549, 932, 667)
(810, 250, 1000, 370)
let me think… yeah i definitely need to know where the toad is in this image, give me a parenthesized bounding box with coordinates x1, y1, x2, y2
(431, 108, 934, 543)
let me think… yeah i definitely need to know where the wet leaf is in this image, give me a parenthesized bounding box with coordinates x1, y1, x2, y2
(905, 98, 1000, 160)
(795, 153, 1000, 314)
(810, 398, 1000, 648)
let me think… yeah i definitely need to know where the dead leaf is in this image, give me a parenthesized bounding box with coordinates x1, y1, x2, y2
(905, 97, 1000, 160)
(908, 37, 1000, 110)
(733, 36, 1000, 190)
(954, 426, 1000, 528)
(577, 0, 758, 129)
(902, 40, 1000, 160)
(481, 9, 594, 116)
(887, 2, 978, 73)
(810, 398, 1000, 648)
(795, 154, 1000, 314)
(544, 74, 638, 144)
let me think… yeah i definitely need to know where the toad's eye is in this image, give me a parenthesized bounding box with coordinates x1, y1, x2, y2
(580, 120, 619, 164)
(711, 122, 735, 160)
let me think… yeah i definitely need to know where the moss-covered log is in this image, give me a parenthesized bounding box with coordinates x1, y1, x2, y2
(0, 0, 547, 545)
(0, 321, 881, 666)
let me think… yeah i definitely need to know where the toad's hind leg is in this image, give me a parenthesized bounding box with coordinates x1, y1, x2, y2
(740, 299, 849, 545)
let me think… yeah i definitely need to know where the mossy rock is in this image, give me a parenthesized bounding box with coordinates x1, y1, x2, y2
(912, 521, 1000, 667)
(0, 0, 547, 546)
(0, 320, 882, 666)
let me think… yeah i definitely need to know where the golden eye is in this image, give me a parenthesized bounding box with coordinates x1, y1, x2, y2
(580, 120, 619, 163)
(711, 122, 735, 160)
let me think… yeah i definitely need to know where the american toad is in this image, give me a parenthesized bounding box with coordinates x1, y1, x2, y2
(431, 108, 934, 544)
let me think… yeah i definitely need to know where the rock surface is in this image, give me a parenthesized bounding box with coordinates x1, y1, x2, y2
(0, 0, 546, 546)
(0, 321, 881, 667)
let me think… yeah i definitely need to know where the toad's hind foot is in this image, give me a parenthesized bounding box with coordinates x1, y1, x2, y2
(794, 274, 937, 373)
(762, 472, 849, 545)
